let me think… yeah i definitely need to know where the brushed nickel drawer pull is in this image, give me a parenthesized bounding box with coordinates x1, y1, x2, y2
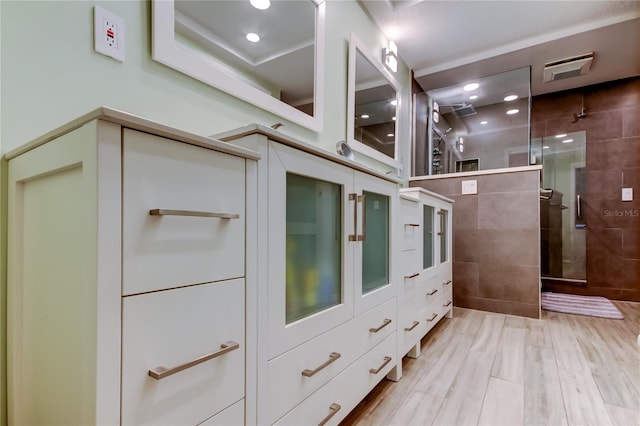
(404, 272, 420, 279)
(369, 318, 392, 333)
(358, 194, 366, 242)
(427, 313, 438, 322)
(427, 289, 438, 296)
(349, 193, 358, 242)
(444, 301, 452, 308)
(149, 209, 240, 219)
(302, 352, 341, 377)
(148, 340, 239, 380)
(404, 320, 419, 331)
(404, 223, 420, 227)
(369, 356, 392, 374)
(318, 403, 341, 426)
(443, 280, 452, 286)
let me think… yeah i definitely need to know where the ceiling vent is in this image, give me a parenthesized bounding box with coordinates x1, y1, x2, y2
(543, 52, 594, 82)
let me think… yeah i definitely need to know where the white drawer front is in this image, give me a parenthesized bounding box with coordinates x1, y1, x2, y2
(122, 279, 245, 425)
(265, 298, 396, 424)
(199, 399, 244, 425)
(274, 332, 397, 426)
(398, 297, 422, 356)
(122, 129, 245, 295)
(399, 249, 420, 303)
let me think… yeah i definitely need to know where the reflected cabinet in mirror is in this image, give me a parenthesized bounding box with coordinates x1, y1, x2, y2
(347, 34, 401, 168)
(152, 0, 325, 132)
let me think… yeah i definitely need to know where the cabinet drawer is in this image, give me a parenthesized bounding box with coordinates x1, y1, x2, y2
(122, 129, 245, 295)
(400, 196, 421, 252)
(122, 279, 245, 425)
(274, 332, 397, 426)
(265, 298, 396, 424)
(398, 297, 422, 357)
(399, 249, 420, 303)
(200, 399, 244, 426)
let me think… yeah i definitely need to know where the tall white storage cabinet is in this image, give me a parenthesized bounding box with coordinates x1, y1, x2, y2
(397, 188, 453, 363)
(6, 108, 259, 425)
(216, 125, 399, 425)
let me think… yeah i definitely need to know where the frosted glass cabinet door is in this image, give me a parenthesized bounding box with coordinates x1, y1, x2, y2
(423, 205, 434, 270)
(267, 142, 354, 358)
(438, 208, 449, 264)
(286, 173, 342, 324)
(354, 171, 396, 316)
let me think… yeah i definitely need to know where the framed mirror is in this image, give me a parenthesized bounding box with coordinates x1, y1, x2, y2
(152, 0, 325, 132)
(347, 33, 401, 168)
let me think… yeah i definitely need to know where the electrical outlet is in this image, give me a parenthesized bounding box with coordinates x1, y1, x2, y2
(94, 6, 125, 62)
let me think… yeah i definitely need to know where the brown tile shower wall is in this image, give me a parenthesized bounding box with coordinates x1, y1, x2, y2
(411, 170, 541, 318)
(532, 77, 640, 301)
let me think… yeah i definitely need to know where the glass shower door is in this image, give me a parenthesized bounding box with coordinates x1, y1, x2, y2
(539, 130, 586, 281)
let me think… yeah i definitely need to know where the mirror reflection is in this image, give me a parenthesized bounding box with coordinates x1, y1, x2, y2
(174, 0, 316, 115)
(413, 66, 531, 175)
(348, 35, 400, 168)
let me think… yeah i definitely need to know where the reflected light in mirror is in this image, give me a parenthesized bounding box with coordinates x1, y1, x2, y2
(250, 0, 271, 10)
(464, 82, 479, 91)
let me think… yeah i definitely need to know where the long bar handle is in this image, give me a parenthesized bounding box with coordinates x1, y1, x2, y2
(404, 272, 420, 279)
(357, 194, 366, 242)
(437, 209, 445, 236)
(404, 320, 420, 332)
(443, 301, 452, 308)
(348, 194, 358, 242)
(148, 341, 239, 380)
(427, 289, 438, 296)
(302, 352, 341, 377)
(443, 280, 452, 286)
(150, 209, 239, 219)
(404, 223, 420, 227)
(369, 318, 392, 333)
(369, 356, 392, 374)
(318, 403, 341, 426)
(576, 194, 582, 219)
(426, 313, 438, 322)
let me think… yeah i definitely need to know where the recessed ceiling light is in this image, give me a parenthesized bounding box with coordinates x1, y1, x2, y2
(504, 95, 518, 101)
(246, 32, 260, 42)
(506, 109, 519, 115)
(555, 133, 567, 138)
(392, 116, 396, 121)
(469, 95, 478, 100)
(390, 99, 397, 106)
(543, 146, 550, 149)
(463, 82, 479, 91)
(387, 133, 395, 137)
(562, 139, 574, 144)
(360, 114, 370, 119)
(480, 120, 488, 125)
(250, 0, 270, 10)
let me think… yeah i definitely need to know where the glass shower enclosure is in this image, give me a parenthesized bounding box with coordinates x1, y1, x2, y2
(534, 130, 587, 281)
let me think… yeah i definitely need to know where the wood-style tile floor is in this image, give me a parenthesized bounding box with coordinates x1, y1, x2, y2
(340, 302, 640, 426)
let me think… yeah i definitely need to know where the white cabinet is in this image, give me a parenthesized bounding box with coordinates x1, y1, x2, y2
(216, 125, 398, 425)
(6, 108, 259, 425)
(397, 188, 453, 363)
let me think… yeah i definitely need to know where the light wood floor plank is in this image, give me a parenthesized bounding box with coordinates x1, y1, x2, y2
(547, 319, 591, 374)
(523, 346, 568, 426)
(431, 351, 494, 426)
(524, 318, 552, 348)
(478, 377, 524, 426)
(558, 370, 614, 426)
(606, 403, 640, 426)
(385, 390, 443, 426)
(469, 314, 505, 355)
(491, 326, 526, 384)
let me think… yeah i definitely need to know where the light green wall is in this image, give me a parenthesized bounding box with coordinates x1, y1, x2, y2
(0, 1, 410, 423)
(0, 0, 411, 176)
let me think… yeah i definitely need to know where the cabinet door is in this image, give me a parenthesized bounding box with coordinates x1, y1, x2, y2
(267, 142, 354, 358)
(353, 171, 397, 316)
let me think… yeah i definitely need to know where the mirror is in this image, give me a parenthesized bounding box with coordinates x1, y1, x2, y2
(152, 0, 325, 132)
(347, 34, 401, 168)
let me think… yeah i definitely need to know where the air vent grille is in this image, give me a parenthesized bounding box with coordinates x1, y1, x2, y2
(543, 52, 594, 82)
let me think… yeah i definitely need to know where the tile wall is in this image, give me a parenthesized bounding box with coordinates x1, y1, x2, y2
(532, 77, 640, 301)
(411, 169, 541, 318)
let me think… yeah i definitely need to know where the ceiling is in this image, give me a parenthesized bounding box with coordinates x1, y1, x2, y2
(360, 0, 640, 95)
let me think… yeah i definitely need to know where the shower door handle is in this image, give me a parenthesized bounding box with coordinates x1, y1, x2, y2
(576, 194, 582, 219)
